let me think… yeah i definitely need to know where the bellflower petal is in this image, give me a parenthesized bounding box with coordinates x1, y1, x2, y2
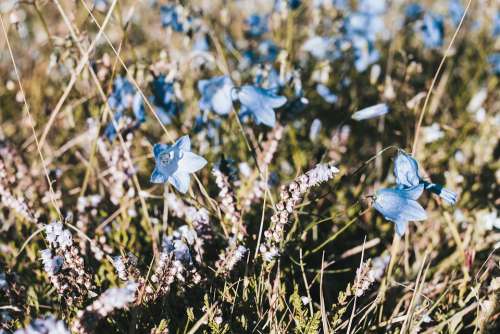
(170, 171, 190, 193)
(175, 135, 191, 151)
(150, 168, 168, 183)
(394, 150, 420, 188)
(237, 85, 286, 128)
(150, 136, 206, 193)
(352, 103, 389, 121)
(316, 84, 338, 104)
(374, 187, 427, 235)
(198, 76, 234, 115)
(178, 152, 207, 173)
(421, 13, 444, 48)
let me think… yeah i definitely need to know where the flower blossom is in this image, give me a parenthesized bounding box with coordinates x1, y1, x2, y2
(150, 136, 207, 193)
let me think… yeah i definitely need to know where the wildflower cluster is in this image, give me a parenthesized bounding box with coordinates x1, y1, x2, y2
(0, 0, 498, 333)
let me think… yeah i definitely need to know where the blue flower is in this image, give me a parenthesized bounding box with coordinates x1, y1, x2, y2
(105, 76, 145, 140)
(160, 5, 185, 32)
(448, 0, 464, 27)
(358, 0, 386, 15)
(351, 103, 389, 121)
(108, 76, 135, 113)
(246, 14, 268, 38)
(493, 11, 500, 37)
(193, 33, 210, 52)
(198, 76, 234, 115)
(288, 0, 301, 10)
(373, 184, 427, 236)
(489, 53, 500, 75)
(303, 36, 334, 60)
(258, 40, 279, 63)
(316, 84, 338, 104)
(237, 85, 287, 127)
(150, 136, 207, 193)
(151, 76, 182, 124)
(405, 3, 423, 20)
(394, 150, 458, 205)
(420, 13, 444, 48)
(351, 36, 380, 72)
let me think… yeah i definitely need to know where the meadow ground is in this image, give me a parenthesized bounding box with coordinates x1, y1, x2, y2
(0, 0, 499, 333)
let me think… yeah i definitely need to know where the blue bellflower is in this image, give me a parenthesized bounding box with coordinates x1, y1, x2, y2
(351, 36, 380, 72)
(394, 150, 458, 205)
(246, 14, 268, 38)
(237, 85, 287, 127)
(374, 184, 427, 236)
(316, 84, 338, 104)
(489, 53, 500, 75)
(448, 0, 464, 27)
(151, 76, 182, 125)
(105, 76, 145, 140)
(493, 11, 500, 37)
(150, 136, 207, 193)
(288, 0, 301, 10)
(421, 13, 444, 48)
(351, 103, 389, 121)
(198, 76, 234, 115)
(405, 3, 423, 20)
(160, 5, 185, 32)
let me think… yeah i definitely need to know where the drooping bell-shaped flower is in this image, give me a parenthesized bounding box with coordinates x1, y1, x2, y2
(393, 150, 457, 205)
(198, 76, 234, 115)
(150, 136, 207, 193)
(420, 13, 444, 48)
(351, 103, 389, 121)
(373, 184, 427, 236)
(237, 85, 286, 128)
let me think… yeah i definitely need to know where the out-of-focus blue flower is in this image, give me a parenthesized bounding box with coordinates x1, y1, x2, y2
(493, 11, 500, 37)
(309, 118, 322, 142)
(105, 76, 144, 140)
(351, 36, 380, 72)
(288, 0, 301, 10)
(351, 103, 388, 121)
(237, 85, 287, 127)
(160, 5, 185, 32)
(420, 13, 444, 48)
(14, 315, 70, 334)
(93, 0, 108, 12)
(374, 184, 427, 236)
(316, 84, 338, 104)
(132, 93, 145, 123)
(258, 40, 279, 63)
(150, 136, 207, 193)
(489, 53, 500, 74)
(246, 14, 268, 38)
(198, 75, 234, 115)
(345, 13, 386, 43)
(449, 0, 464, 27)
(358, 0, 386, 15)
(108, 76, 135, 113)
(193, 33, 210, 52)
(394, 150, 458, 205)
(151, 75, 182, 125)
(303, 36, 333, 59)
(405, 3, 423, 20)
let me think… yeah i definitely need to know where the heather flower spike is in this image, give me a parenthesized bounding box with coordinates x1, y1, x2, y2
(394, 150, 457, 205)
(237, 85, 287, 127)
(373, 185, 427, 236)
(198, 75, 234, 115)
(351, 103, 389, 121)
(150, 136, 207, 193)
